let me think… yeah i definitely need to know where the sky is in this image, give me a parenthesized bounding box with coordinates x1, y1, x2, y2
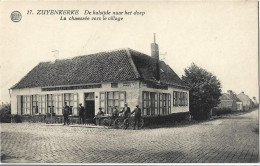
(0, 1, 258, 103)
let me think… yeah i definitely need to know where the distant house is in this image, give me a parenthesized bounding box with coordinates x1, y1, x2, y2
(227, 90, 243, 111)
(252, 97, 258, 108)
(237, 92, 253, 111)
(217, 90, 242, 111)
(217, 93, 236, 111)
(9, 40, 190, 120)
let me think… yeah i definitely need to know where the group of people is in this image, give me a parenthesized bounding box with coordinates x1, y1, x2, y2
(62, 102, 85, 125)
(62, 102, 142, 129)
(95, 103, 142, 130)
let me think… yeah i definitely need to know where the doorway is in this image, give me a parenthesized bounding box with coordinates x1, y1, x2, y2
(84, 93, 95, 122)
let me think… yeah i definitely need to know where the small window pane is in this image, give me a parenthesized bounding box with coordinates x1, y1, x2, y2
(114, 100, 119, 106)
(120, 93, 125, 99)
(114, 92, 119, 99)
(100, 101, 105, 108)
(108, 92, 113, 99)
(120, 101, 125, 107)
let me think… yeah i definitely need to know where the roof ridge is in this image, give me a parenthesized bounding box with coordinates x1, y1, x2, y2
(125, 48, 141, 79)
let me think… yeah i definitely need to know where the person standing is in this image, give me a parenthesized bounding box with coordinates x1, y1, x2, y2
(131, 105, 142, 130)
(78, 103, 85, 125)
(63, 102, 70, 125)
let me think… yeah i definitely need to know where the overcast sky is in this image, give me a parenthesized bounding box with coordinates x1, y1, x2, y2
(0, 1, 258, 103)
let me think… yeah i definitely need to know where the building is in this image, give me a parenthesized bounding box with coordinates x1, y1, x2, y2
(10, 40, 190, 121)
(252, 97, 258, 107)
(217, 93, 236, 111)
(227, 90, 243, 111)
(237, 92, 253, 111)
(217, 90, 243, 111)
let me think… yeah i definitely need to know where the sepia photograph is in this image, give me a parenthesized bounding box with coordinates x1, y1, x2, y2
(0, 0, 259, 164)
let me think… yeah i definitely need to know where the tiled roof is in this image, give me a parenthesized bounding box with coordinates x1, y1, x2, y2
(237, 92, 252, 102)
(228, 93, 241, 102)
(220, 93, 232, 100)
(11, 48, 188, 89)
(129, 49, 187, 87)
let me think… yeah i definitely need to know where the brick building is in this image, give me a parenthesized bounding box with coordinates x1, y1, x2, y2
(10, 40, 189, 120)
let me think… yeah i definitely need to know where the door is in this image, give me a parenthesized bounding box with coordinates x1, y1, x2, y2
(85, 93, 95, 121)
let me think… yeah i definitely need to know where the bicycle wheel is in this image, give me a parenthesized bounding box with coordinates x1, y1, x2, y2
(101, 118, 108, 126)
(129, 118, 135, 129)
(114, 118, 121, 129)
(123, 118, 130, 129)
(138, 118, 144, 129)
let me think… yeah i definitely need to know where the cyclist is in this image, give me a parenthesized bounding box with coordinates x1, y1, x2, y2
(119, 103, 131, 119)
(119, 103, 131, 129)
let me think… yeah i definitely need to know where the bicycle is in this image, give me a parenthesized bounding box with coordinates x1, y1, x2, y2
(124, 116, 144, 129)
(114, 113, 131, 129)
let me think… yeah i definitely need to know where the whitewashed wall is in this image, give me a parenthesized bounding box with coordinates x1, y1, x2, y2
(10, 80, 189, 115)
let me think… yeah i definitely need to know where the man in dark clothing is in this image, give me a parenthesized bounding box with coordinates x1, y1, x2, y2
(119, 103, 131, 119)
(63, 102, 70, 125)
(95, 108, 104, 125)
(131, 105, 142, 130)
(112, 106, 119, 120)
(78, 103, 85, 125)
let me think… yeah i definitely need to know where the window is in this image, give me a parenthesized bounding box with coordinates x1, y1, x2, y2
(160, 93, 172, 115)
(168, 94, 171, 114)
(143, 92, 151, 116)
(159, 93, 168, 115)
(47, 94, 54, 114)
(173, 91, 188, 107)
(184, 92, 188, 106)
(21, 95, 31, 115)
(100, 91, 126, 114)
(38, 95, 46, 114)
(54, 94, 63, 115)
(173, 91, 177, 106)
(32, 95, 38, 114)
(111, 82, 118, 88)
(143, 92, 171, 116)
(100, 93, 106, 111)
(180, 92, 183, 106)
(64, 93, 74, 107)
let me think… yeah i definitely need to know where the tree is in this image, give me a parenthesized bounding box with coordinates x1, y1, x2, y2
(0, 102, 11, 123)
(182, 63, 222, 120)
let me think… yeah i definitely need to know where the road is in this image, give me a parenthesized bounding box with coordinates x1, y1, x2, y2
(1, 109, 259, 163)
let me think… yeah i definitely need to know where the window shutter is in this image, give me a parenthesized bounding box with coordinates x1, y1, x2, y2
(17, 96, 21, 115)
(168, 93, 171, 114)
(73, 93, 78, 115)
(29, 95, 32, 115)
(54, 94, 58, 114)
(100, 92, 106, 113)
(154, 93, 158, 115)
(44, 95, 47, 114)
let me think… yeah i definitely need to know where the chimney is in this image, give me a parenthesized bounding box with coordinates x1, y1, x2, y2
(151, 33, 159, 60)
(151, 33, 160, 81)
(51, 50, 59, 63)
(227, 90, 232, 94)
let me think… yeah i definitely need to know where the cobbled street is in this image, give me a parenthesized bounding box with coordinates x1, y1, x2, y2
(1, 109, 259, 163)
